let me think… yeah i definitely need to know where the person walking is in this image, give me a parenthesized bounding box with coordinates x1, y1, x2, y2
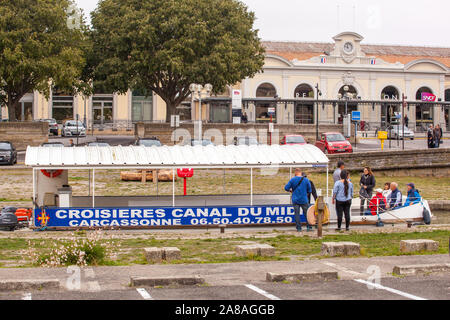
(332, 170, 354, 232)
(427, 125, 435, 149)
(437, 124, 443, 145)
(434, 125, 442, 148)
(333, 161, 345, 183)
(241, 112, 248, 124)
(285, 168, 313, 232)
(404, 115, 409, 128)
(302, 172, 318, 205)
(359, 167, 376, 216)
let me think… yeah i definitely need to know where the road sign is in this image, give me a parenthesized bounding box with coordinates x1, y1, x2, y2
(351, 111, 361, 121)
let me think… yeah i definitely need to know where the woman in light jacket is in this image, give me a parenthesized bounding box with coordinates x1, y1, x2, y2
(332, 170, 354, 232)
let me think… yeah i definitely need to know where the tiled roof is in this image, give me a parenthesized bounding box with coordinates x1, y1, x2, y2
(263, 41, 450, 68)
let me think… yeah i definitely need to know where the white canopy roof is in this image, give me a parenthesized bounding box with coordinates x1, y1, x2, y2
(25, 144, 329, 169)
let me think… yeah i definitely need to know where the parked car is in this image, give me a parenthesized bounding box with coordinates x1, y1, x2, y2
(135, 137, 162, 147)
(37, 118, 59, 136)
(0, 141, 17, 165)
(190, 139, 214, 146)
(315, 132, 353, 154)
(88, 142, 110, 147)
(233, 136, 259, 146)
(41, 142, 64, 147)
(62, 120, 86, 137)
(389, 125, 415, 140)
(281, 135, 307, 145)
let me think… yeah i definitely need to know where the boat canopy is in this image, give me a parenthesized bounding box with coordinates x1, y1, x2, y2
(25, 144, 329, 169)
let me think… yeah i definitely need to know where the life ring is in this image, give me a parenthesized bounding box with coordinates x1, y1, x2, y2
(41, 169, 64, 178)
(307, 200, 330, 226)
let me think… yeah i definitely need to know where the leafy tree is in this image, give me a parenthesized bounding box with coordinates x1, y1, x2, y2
(0, 0, 89, 121)
(91, 0, 265, 122)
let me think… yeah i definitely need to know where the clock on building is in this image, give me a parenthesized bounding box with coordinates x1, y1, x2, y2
(343, 42, 354, 54)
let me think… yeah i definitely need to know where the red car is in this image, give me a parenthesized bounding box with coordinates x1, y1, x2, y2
(315, 132, 353, 154)
(281, 135, 307, 145)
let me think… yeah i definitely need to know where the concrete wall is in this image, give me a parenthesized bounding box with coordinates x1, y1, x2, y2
(135, 123, 344, 145)
(328, 148, 450, 176)
(0, 122, 48, 151)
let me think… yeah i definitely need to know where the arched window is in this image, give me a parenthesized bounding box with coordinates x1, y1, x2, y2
(381, 86, 400, 126)
(415, 87, 433, 101)
(255, 83, 277, 123)
(381, 86, 399, 100)
(294, 84, 314, 124)
(338, 85, 358, 98)
(256, 83, 277, 98)
(337, 85, 358, 124)
(294, 84, 314, 99)
(445, 89, 450, 130)
(415, 87, 434, 131)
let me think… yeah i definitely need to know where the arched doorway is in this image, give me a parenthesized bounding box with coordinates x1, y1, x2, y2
(294, 84, 314, 124)
(381, 86, 400, 126)
(255, 83, 277, 123)
(415, 86, 434, 131)
(445, 89, 450, 131)
(337, 85, 358, 124)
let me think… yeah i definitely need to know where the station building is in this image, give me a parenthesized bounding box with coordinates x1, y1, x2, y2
(5, 32, 450, 132)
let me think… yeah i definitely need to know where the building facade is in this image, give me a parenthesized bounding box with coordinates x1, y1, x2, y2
(3, 32, 450, 132)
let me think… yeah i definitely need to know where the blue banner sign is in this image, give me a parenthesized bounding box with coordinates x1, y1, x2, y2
(34, 205, 306, 228)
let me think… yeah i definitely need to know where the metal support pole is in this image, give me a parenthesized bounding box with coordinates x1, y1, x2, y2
(223, 169, 226, 195)
(326, 165, 329, 198)
(32, 169, 36, 227)
(88, 169, 91, 196)
(172, 168, 175, 207)
(289, 167, 292, 180)
(250, 168, 253, 206)
(198, 96, 202, 140)
(92, 169, 95, 208)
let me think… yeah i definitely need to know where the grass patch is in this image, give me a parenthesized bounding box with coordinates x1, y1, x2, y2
(0, 230, 448, 268)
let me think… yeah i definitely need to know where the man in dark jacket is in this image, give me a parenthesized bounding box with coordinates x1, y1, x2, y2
(285, 168, 312, 232)
(359, 167, 376, 216)
(427, 125, 435, 149)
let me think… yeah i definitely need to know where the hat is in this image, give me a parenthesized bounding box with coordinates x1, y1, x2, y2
(406, 183, 415, 189)
(375, 188, 383, 193)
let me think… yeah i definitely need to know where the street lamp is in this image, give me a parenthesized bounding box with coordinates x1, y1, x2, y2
(189, 83, 213, 141)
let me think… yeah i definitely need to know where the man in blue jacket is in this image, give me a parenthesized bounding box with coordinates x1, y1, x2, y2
(404, 183, 421, 207)
(285, 168, 313, 232)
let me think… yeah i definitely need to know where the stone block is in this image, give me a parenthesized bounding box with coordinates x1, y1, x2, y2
(144, 247, 164, 263)
(235, 244, 276, 257)
(235, 245, 260, 257)
(266, 272, 338, 282)
(163, 247, 182, 261)
(400, 240, 439, 253)
(258, 244, 276, 257)
(321, 242, 360, 256)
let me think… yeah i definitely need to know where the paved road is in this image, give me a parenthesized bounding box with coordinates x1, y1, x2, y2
(0, 273, 449, 301)
(0, 255, 448, 301)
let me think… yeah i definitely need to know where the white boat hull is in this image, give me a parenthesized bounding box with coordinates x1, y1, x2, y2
(325, 197, 432, 225)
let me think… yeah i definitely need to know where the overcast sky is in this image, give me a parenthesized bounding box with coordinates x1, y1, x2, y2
(75, 0, 450, 47)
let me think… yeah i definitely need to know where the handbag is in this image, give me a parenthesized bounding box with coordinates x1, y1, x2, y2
(359, 187, 370, 199)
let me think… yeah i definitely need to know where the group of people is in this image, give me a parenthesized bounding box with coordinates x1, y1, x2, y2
(427, 124, 443, 149)
(285, 160, 422, 232)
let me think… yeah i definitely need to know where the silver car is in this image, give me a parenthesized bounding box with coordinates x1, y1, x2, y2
(390, 125, 415, 140)
(62, 120, 86, 137)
